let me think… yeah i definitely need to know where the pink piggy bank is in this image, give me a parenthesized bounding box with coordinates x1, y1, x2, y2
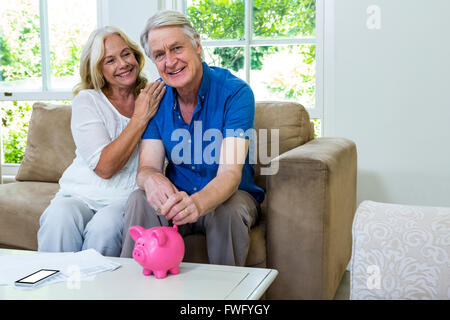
(129, 225, 185, 279)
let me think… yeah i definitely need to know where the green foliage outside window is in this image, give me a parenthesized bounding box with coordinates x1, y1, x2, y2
(187, 0, 315, 72)
(1, 101, 31, 164)
(0, 0, 81, 164)
(187, 0, 318, 134)
(0, 1, 42, 82)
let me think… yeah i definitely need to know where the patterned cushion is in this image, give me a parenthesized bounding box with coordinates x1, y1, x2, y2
(350, 200, 450, 299)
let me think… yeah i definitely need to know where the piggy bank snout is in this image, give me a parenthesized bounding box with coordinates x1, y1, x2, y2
(132, 247, 145, 262)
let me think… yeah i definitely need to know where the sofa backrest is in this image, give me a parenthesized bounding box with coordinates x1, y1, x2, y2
(253, 101, 314, 190)
(15, 101, 314, 189)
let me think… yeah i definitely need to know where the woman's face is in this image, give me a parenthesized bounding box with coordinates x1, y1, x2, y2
(101, 34, 139, 91)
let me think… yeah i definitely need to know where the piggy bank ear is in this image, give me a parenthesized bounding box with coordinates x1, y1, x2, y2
(129, 225, 146, 241)
(151, 229, 167, 246)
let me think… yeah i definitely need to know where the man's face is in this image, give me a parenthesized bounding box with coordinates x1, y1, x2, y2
(147, 26, 203, 90)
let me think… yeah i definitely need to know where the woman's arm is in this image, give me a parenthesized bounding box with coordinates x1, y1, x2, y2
(94, 81, 165, 179)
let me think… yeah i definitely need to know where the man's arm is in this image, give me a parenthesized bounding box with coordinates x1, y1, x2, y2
(193, 137, 248, 215)
(137, 139, 178, 210)
(164, 137, 249, 225)
(161, 84, 255, 225)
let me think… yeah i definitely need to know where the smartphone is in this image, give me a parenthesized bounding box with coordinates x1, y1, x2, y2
(15, 269, 60, 287)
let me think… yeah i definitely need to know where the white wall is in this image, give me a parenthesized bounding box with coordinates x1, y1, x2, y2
(324, 0, 450, 207)
(100, 0, 160, 80)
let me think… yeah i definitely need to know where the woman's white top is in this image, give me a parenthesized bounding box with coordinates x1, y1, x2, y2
(57, 89, 139, 210)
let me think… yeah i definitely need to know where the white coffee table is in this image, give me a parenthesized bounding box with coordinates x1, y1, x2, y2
(0, 249, 278, 300)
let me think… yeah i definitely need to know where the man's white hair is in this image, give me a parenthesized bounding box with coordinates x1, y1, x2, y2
(140, 10, 204, 61)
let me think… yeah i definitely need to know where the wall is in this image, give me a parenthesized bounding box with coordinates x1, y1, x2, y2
(324, 0, 450, 207)
(100, 0, 160, 80)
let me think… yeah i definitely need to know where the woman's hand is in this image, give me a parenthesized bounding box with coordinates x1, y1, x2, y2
(133, 81, 166, 125)
(92, 82, 165, 180)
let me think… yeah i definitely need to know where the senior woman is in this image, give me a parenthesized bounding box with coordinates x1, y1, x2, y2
(37, 26, 166, 257)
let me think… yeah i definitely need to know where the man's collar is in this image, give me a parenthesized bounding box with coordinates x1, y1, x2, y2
(197, 62, 210, 105)
(170, 61, 210, 111)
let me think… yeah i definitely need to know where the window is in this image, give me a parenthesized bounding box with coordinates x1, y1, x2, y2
(0, 0, 97, 169)
(0, 0, 97, 94)
(184, 0, 322, 135)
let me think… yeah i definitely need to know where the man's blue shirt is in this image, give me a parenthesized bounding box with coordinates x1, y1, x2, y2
(142, 62, 265, 203)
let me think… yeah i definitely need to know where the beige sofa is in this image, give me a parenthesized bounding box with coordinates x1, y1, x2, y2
(0, 101, 357, 299)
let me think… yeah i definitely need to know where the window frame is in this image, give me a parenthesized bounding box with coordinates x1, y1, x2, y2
(0, 0, 102, 177)
(0, 0, 103, 102)
(1, 0, 325, 177)
(181, 0, 324, 121)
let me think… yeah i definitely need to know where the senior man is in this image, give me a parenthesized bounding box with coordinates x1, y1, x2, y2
(120, 10, 264, 266)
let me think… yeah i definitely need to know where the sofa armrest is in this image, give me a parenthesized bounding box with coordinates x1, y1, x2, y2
(265, 137, 357, 299)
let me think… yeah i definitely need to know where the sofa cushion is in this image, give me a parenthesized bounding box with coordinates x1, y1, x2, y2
(254, 101, 313, 190)
(15, 102, 76, 183)
(0, 181, 59, 250)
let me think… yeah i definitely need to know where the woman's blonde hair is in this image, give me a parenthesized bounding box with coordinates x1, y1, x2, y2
(73, 26, 147, 96)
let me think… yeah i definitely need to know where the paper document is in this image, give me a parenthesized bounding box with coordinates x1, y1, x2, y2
(0, 249, 121, 288)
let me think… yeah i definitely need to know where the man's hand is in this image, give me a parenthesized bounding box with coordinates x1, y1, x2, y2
(160, 191, 202, 225)
(142, 172, 178, 212)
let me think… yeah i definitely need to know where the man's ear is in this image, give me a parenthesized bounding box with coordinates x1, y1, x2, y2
(194, 34, 202, 55)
